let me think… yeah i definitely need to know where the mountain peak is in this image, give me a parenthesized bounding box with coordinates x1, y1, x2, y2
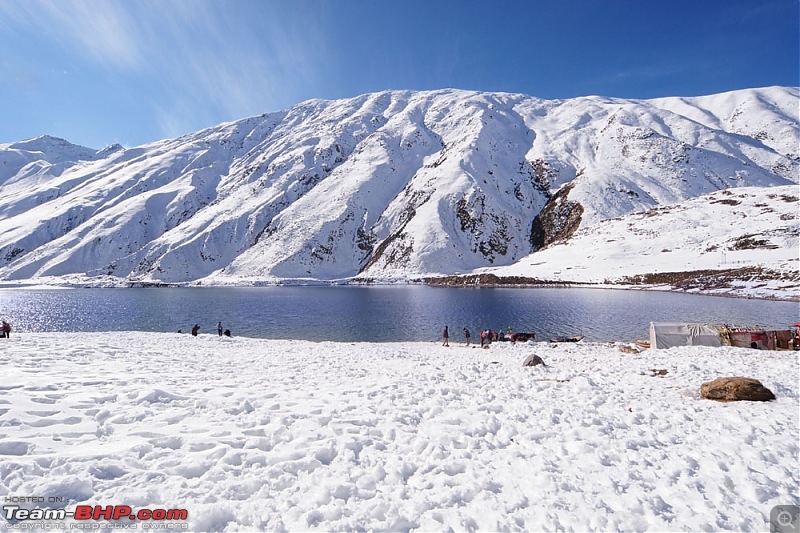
(96, 143, 125, 157)
(8, 134, 90, 152)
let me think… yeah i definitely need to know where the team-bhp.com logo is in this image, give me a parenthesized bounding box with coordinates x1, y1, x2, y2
(3, 503, 188, 529)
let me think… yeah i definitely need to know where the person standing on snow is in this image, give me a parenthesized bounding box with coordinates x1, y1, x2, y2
(442, 325, 449, 346)
(217, 321, 223, 337)
(191, 324, 200, 336)
(463, 327, 471, 346)
(481, 329, 491, 348)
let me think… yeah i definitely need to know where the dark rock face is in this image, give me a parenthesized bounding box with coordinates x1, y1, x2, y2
(530, 183, 584, 251)
(455, 195, 512, 264)
(700, 377, 776, 402)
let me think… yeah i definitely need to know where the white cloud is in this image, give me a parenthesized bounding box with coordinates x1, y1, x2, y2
(140, 2, 337, 138)
(0, 0, 146, 69)
(0, 0, 340, 144)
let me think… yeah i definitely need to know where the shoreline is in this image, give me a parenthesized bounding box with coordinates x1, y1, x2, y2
(0, 277, 797, 303)
(6, 329, 798, 348)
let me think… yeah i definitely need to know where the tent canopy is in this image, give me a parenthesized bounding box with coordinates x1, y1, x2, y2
(649, 322, 723, 349)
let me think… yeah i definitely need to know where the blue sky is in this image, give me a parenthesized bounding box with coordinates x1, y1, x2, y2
(1, 0, 797, 149)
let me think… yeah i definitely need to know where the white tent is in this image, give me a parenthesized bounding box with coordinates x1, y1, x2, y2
(649, 322, 723, 349)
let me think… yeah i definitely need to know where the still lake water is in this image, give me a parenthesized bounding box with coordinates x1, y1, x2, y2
(0, 286, 797, 342)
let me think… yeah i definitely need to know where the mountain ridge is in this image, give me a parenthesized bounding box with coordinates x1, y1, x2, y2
(0, 86, 797, 295)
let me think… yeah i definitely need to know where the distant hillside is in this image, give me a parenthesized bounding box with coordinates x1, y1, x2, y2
(0, 87, 796, 293)
(478, 185, 799, 300)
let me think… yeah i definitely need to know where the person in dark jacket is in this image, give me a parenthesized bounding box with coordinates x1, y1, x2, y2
(191, 324, 200, 336)
(463, 327, 471, 346)
(217, 321, 223, 336)
(442, 325, 449, 346)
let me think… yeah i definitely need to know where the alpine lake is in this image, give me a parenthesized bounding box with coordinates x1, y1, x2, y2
(0, 286, 797, 342)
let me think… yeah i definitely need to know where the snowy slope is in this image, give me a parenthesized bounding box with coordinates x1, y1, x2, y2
(0, 87, 796, 286)
(649, 86, 799, 159)
(0, 135, 110, 184)
(484, 185, 800, 299)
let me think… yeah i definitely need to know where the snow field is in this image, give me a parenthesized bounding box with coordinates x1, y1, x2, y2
(0, 332, 798, 531)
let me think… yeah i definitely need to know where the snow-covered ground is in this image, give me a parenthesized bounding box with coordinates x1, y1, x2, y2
(2, 332, 798, 531)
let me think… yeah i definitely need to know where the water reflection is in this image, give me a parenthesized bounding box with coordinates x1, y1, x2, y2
(0, 286, 796, 342)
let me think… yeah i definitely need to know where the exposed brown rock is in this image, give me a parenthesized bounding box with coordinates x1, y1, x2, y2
(700, 377, 775, 402)
(424, 273, 580, 287)
(530, 182, 584, 251)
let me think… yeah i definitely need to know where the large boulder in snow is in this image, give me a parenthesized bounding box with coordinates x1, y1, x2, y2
(700, 377, 775, 402)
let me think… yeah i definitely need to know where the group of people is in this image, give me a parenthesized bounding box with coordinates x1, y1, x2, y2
(442, 325, 511, 347)
(179, 321, 231, 337)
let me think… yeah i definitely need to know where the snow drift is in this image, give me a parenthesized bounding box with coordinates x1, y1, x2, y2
(1, 332, 797, 531)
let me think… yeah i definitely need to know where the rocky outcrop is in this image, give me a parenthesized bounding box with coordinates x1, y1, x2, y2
(529, 183, 584, 251)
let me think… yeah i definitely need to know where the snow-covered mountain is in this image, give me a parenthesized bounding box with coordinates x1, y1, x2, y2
(0, 87, 796, 288)
(481, 185, 799, 299)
